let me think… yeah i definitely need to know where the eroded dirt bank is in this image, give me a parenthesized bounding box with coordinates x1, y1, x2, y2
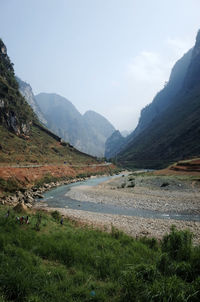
(0, 163, 116, 194)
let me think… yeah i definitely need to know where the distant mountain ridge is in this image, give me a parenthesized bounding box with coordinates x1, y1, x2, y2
(35, 93, 115, 157)
(106, 30, 200, 168)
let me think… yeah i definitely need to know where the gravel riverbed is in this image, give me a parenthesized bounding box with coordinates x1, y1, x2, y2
(34, 173, 200, 244)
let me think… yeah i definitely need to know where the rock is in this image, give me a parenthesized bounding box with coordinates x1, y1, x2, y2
(44, 184, 50, 189)
(35, 193, 44, 199)
(160, 182, 169, 187)
(24, 196, 34, 203)
(16, 191, 24, 198)
(13, 202, 28, 213)
(26, 203, 33, 208)
(9, 195, 18, 203)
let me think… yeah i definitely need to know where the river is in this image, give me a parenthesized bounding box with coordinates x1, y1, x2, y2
(37, 175, 200, 222)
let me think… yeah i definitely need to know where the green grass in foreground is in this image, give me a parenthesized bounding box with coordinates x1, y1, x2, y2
(0, 207, 199, 302)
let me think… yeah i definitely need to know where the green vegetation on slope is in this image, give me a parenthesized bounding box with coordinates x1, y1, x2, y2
(0, 124, 96, 164)
(0, 206, 199, 302)
(0, 39, 35, 135)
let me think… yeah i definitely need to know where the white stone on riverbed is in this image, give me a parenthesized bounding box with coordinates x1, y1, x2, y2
(34, 174, 200, 245)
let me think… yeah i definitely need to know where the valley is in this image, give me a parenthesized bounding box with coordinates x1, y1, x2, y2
(0, 13, 200, 301)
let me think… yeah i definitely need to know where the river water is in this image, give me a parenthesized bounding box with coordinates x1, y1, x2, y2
(38, 175, 200, 222)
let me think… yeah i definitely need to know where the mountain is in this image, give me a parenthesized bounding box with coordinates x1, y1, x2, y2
(0, 38, 95, 165)
(105, 47, 193, 162)
(115, 30, 200, 168)
(83, 110, 115, 143)
(16, 77, 47, 126)
(131, 48, 193, 140)
(0, 39, 34, 138)
(35, 93, 115, 157)
(105, 130, 125, 159)
(121, 130, 131, 137)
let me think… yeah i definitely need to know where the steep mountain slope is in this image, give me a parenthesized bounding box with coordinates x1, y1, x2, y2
(35, 93, 115, 156)
(0, 40, 35, 138)
(121, 130, 131, 137)
(105, 48, 193, 160)
(132, 48, 193, 139)
(0, 39, 96, 165)
(83, 110, 115, 141)
(105, 130, 125, 159)
(16, 77, 47, 126)
(35, 93, 84, 145)
(117, 30, 200, 168)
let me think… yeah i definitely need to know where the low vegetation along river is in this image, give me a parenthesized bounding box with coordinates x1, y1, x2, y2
(35, 173, 200, 244)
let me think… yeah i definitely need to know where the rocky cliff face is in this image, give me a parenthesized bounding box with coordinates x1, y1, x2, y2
(131, 48, 193, 140)
(116, 30, 200, 168)
(0, 39, 35, 138)
(16, 77, 47, 125)
(35, 93, 115, 157)
(183, 30, 200, 90)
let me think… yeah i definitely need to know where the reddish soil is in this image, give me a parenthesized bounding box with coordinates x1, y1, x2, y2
(0, 164, 116, 187)
(154, 158, 200, 176)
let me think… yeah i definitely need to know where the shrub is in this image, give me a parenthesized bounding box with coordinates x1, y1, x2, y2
(161, 226, 192, 261)
(0, 177, 21, 193)
(51, 211, 61, 222)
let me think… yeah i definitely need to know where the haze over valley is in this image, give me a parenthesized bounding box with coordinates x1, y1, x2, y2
(0, 1, 200, 301)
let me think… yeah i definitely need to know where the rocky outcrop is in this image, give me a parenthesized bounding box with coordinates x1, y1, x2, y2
(16, 77, 47, 125)
(0, 177, 92, 208)
(0, 39, 35, 138)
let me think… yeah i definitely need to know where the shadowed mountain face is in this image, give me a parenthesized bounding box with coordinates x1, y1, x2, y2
(106, 30, 200, 168)
(35, 93, 115, 157)
(105, 130, 125, 159)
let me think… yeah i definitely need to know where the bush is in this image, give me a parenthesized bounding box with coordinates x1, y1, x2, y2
(0, 177, 21, 193)
(161, 226, 192, 261)
(51, 211, 61, 222)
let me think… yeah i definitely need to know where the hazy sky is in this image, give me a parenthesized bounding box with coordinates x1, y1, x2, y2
(0, 0, 200, 131)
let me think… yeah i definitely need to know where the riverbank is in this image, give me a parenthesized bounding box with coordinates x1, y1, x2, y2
(0, 163, 118, 197)
(34, 173, 200, 244)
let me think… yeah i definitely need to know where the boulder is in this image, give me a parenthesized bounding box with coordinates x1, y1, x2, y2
(26, 203, 33, 208)
(13, 202, 28, 213)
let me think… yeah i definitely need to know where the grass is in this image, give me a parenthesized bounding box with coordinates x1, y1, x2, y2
(0, 125, 96, 165)
(0, 206, 199, 301)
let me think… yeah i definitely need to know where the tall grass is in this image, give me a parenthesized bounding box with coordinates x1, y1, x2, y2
(0, 206, 199, 301)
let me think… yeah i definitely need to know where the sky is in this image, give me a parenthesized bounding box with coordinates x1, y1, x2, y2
(0, 0, 200, 131)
